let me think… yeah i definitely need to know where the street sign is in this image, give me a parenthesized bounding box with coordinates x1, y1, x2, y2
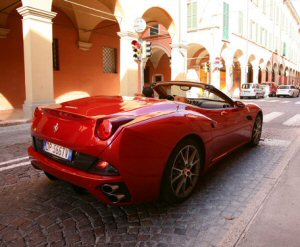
(134, 18, 146, 33)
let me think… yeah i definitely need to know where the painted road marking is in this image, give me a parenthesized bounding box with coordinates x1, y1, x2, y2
(295, 101, 300, 104)
(281, 101, 291, 104)
(0, 161, 30, 172)
(263, 112, 284, 123)
(0, 156, 29, 167)
(283, 114, 300, 127)
(262, 139, 291, 147)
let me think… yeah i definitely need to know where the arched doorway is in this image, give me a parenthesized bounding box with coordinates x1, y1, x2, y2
(220, 58, 226, 92)
(247, 63, 253, 83)
(232, 49, 243, 96)
(187, 44, 210, 84)
(141, 23, 171, 85)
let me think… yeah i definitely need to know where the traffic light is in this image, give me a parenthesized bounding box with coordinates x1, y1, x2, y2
(203, 62, 210, 73)
(142, 41, 152, 58)
(131, 40, 141, 61)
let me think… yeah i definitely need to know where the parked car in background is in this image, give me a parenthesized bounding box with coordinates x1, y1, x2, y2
(295, 85, 300, 97)
(260, 82, 277, 97)
(240, 83, 265, 99)
(28, 81, 263, 205)
(276, 85, 299, 97)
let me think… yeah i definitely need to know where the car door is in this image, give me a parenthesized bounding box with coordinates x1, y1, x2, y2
(192, 104, 250, 163)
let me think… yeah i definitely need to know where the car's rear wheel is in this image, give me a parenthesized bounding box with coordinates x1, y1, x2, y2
(161, 139, 202, 203)
(249, 114, 262, 147)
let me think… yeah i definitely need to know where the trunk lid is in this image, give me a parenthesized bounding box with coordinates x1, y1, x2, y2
(31, 96, 177, 157)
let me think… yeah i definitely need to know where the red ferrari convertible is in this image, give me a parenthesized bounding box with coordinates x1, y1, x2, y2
(28, 81, 263, 205)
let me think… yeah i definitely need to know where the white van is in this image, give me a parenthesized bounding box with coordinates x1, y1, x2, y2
(240, 83, 265, 99)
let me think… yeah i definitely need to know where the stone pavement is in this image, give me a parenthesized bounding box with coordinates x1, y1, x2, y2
(236, 137, 300, 247)
(0, 112, 300, 246)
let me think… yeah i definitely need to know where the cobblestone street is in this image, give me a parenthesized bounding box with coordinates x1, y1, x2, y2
(1, 121, 297, 246)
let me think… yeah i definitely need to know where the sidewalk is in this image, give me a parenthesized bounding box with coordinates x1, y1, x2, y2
(0, 109, 31, 127)
(237, 142, 300, 246)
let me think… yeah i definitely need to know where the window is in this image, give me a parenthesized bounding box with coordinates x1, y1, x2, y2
(53, 38, 60, 71)
(238, 11, 243, 35)
(283, 42, 286, 56)
(187, 1, 197, 30)
(103, 47, 117, 73)
(223, 2, 230, 41)
(262, 0, 266, 14)
(250, 20, 256, 41)
(154, 74, 163, 82)
(150, 24, 159, 36)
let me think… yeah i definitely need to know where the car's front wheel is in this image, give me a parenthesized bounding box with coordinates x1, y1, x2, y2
(249, 114, 262, 147)
(161, 139, 202, 203)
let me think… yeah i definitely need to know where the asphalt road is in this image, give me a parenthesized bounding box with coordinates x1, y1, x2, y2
(0, 96, 299, 247)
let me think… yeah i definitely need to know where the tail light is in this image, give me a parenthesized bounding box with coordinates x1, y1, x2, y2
(34, 107, 43, 118)
(96, 116, 135, 140)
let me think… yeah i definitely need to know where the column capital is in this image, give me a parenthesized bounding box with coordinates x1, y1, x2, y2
(0, 28, 10, 38)
(78, 41, 92, 51)
(17, 6, 57, 22)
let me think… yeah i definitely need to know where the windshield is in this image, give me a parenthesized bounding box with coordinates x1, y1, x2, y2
(153, 81, 234, 107)
(158, 84, 223, 101)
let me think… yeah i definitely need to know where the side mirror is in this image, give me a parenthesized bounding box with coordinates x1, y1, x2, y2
(234, 101, 245, 108)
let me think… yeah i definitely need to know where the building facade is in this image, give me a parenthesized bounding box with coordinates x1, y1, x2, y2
(185, 0, 300, 96)
(0, 0, 299, 118)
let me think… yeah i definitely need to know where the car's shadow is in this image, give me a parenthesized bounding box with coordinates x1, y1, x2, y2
(1, 141, 282, 246)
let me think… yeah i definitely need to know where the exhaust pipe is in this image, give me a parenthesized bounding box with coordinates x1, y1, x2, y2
(101, 184, 119, 194)
(108, 194, 125, 203)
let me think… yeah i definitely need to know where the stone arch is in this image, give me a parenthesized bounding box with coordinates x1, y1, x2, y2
(187, 43, 210, 83)
(266, 61, 272, 82)
(54, 0, 122, 44)
(232, 49, 244, 96)
(258, 58, 264, 83)
(141, 7, 176, 35)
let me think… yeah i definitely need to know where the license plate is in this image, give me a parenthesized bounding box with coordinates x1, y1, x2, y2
(43, 141, 72, 161)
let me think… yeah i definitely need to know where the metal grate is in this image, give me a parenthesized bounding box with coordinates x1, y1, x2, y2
(103, 47, 117, 73)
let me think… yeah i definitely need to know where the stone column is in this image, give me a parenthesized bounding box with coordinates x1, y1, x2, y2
(117, 31, 139, 96)
(170, 43, 188, 81)
(252, 65, 259, 84)
(225, 61, 234, 96)
(241, 62, 248, 84)
(17, 6, 56, 118)
(210, 60, 220, 89)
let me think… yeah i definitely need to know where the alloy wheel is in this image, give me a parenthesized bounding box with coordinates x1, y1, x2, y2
(170, 145, 201, 198)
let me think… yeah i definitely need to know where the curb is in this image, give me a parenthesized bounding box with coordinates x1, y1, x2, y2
(0, 119, 31, 127)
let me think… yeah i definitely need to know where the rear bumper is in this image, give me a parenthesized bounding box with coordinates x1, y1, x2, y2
(276, 92, 292, 96)
(28, 146, 132, 205)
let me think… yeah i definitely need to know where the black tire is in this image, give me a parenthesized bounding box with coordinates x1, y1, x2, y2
(44, 171, 58, 181)
(240, 96, 243, 99)
(255, 94, 259, 99)
(161, 138, 202, 203)
(249, 114, 262, 147)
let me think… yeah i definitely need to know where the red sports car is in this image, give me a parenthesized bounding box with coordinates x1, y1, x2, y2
(28, 81, 263, 205)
